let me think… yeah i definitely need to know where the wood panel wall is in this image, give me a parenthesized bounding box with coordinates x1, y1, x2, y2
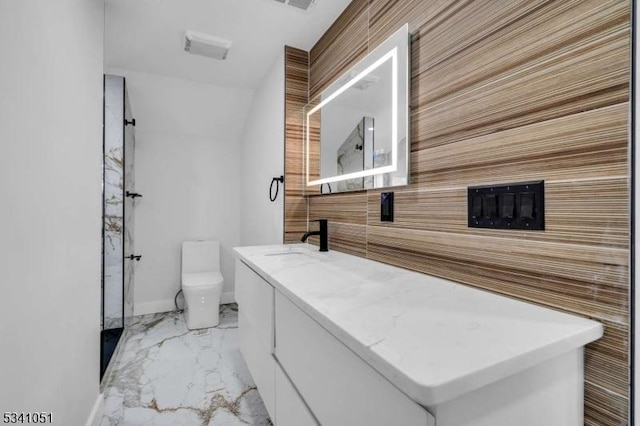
(284, 1, 631, 424)
(284, 46, 309, 243)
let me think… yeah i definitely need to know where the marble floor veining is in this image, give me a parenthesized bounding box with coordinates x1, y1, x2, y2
(101, 305, 271, 426)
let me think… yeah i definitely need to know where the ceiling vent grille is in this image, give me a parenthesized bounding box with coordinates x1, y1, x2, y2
(184, 31, 231, 60)
(274, 0, 315, 11)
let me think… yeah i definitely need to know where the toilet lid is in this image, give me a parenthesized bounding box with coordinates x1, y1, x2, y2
(182, 271, 224, 288)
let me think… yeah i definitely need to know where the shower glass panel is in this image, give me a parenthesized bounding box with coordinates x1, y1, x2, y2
(103, 75, 124, 333)
(123, 80, 135, 327)
(101, 74, 136, 380)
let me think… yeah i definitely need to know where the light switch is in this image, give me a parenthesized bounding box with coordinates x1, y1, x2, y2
(500, 193, 515, 219)
(381, 192, 394, 222)
(519, 192, 535, 219)
(482, 194, 498, 219)
(471, 195, 483, 218)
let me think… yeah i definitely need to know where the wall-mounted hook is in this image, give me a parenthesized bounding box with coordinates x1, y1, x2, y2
(125, 118, 136, 126)
(126, 191, 142, 199)
(127, 254, 142, 261)
(270, 175, 284, 202)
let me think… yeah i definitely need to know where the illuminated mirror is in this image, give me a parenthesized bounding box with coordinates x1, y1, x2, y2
(304, 24, 409, 194)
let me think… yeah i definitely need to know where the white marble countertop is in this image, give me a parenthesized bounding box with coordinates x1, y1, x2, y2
(233, 244, 603, 407)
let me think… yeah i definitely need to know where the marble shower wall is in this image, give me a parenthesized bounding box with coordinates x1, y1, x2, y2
(104, 75, 136, 329)
(104, 75, 125, 330)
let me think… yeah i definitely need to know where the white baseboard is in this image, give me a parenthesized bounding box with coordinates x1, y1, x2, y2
(134, 299, 175, 316)
(221, 291, 236, 304)
(134, 292, 236, 316)
(86, 393, 104, 426)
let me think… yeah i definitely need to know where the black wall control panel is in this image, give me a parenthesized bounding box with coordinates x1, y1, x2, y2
(468, 181, 544, 230)
(381, 192, 394, 222)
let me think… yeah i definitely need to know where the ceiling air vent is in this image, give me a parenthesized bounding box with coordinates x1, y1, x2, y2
(184, 31, 231, 60)
(274, 0, 315, 11)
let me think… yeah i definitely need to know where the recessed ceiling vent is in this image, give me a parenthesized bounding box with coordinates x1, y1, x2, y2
(274, 0, 315, 11)
(184, 31, 231, 60)
(353, 74, 379, 91)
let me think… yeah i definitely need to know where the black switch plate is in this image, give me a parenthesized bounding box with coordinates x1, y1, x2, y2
(381, 192, 394, 222)
(468, 181, 544, 230)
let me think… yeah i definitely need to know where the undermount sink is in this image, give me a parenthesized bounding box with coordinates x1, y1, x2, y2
(264, 251, 303, 257)
(258, 245, 324, 260)
(262, 246, 309, 257)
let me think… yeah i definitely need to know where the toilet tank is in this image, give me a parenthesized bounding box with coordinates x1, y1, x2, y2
(182, 241, 220, 273)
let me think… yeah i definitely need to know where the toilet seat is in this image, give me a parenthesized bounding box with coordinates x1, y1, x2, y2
(182, 271, 224, 288)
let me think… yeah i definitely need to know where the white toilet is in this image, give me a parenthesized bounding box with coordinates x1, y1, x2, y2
(181, 240, 224, 330)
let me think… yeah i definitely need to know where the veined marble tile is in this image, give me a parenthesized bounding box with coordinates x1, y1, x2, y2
(104, 317, 123, 330)
(104, 74, 125, 329)
(101, 305, 270, 426)
(104, 257, 123, 329)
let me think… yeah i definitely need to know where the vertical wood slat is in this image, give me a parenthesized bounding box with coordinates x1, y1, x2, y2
(309, 0, 370, 99)
(307, 101, 321, 194)
(309, 191, 369, 256)
(413, 0, 630, 106)
(366, 179, 629, 249)
(285, 0, 631, 423)
(284, 46, 309, 243)
(411, 30, 629, 151)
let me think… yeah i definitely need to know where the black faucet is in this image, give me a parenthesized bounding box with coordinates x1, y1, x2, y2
(301, 219, 328, 252)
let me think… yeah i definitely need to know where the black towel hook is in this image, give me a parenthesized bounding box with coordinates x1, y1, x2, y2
(269, 175, 284, 202)
(126, 191, 142, 199)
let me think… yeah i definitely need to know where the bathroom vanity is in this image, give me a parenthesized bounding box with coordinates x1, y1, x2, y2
(234, 244, 603, 426)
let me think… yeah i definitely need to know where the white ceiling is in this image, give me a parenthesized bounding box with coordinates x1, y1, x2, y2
(105, 0, 351, 89)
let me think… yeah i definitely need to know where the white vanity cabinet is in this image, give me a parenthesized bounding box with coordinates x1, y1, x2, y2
(275, 362, 318, 426)
(274, 291, 435, 426)
(236, 259, 318, 425)
(236, 258, 433, 426)
(234, 245, 603, 426)
(235, 259, 277, 419)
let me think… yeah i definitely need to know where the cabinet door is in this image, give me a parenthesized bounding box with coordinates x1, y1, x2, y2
(238, 311, 275, 420)
(275, 292, 435, 426)
(275, 362, 318, 426)
(236, 260, 276, 419)
(235, 259, 274, 352)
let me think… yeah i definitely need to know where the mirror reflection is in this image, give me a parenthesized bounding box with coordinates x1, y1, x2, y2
(336, 116, 374, 191)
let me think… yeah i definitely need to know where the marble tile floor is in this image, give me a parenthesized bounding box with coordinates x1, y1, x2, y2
(101, 305, 271, 426)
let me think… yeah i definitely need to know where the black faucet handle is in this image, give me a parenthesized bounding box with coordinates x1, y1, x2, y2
(301, 219, 328, 252)
(315, 220, 328, 252)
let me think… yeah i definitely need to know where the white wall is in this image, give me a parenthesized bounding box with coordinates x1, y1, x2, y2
(106, 68, 253, 314)
(0, 1, 104, 425)
(239, 53, 285, 245)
